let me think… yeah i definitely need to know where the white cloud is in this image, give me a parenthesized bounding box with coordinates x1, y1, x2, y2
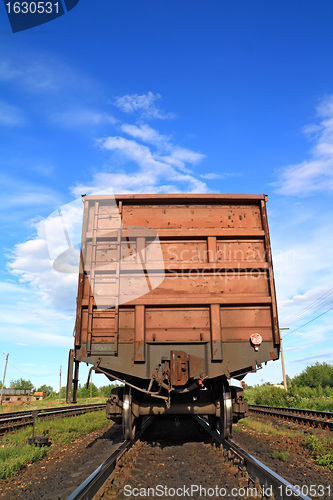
(114, 92, 175, 119)
(273, 230, 333, 309)
(274, 95, 333, 196)
(0, 55, 94, 95)
(0, 175, 60, 216)
(8, 222, 78, 313)
(52, 108, 117, 128)
(200, 173, 222, 180)
(0, 100, 26, 126)
(72, 134, 208, 195)
(120, 123, 170, 146)
(0, 281, 73, 347)
(0, 61, 21, 81)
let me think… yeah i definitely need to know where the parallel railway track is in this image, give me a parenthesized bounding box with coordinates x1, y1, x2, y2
(0, 403, 106, 434)
(67, 416, 312, 500)
(248, 404, 333, 431)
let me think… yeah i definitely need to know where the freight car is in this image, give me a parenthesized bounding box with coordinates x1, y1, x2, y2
(66, 194, 280, 440)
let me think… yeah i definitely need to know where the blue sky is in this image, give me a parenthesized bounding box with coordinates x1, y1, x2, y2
(0, 0, 333, 390)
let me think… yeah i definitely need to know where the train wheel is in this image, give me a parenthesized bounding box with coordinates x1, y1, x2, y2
(122, 386, 136, 441)
(221, 379, 233, 439)
(217, 378, 233, 439)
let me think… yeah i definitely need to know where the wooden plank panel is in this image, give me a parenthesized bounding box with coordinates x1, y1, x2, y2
(216, 239, 266, 262)
(122, 205, 262, 230)
(260, 199, 280, 345)
(120, 262, 269, 271)
(147, 240, 208, 263)
(85, 229, 266, 239)
(145, 307, 209, 343)
(87, 295, 273, 306)
(221, 306, 273, 341)
(207, 236, 217, 263)
(210, 304, 222, 360)
(134, 305, 145, 361)
(117, 271, 270, 297)
(136, 237, 146, 264)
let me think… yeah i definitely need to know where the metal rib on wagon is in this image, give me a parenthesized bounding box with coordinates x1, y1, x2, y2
(66, 194, 280, 440)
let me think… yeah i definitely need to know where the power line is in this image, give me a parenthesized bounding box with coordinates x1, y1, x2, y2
(282, 305, 333, 338)
(283, 287, 333, 325)
(7, 362, 59, 378)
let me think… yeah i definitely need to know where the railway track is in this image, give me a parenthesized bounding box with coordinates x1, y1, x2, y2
(248, 404, 333, 431)
(0, 403, 106, 434)
(67, 417, 313, 500)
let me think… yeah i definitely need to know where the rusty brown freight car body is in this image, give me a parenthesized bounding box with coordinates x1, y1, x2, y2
(67, 194, 280, 439)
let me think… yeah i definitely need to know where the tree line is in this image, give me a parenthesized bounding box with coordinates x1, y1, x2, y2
(2, 378, 118, 399)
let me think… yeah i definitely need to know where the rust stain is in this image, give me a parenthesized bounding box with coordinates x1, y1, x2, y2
(269, 351, 278, 360)
(77, 347, 86, 361)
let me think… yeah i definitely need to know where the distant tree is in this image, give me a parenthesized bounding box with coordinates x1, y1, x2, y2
(78, 382, 99, 398)
(279, 374, 292, 387)
(60, 386, 67, 399)
(10, 378, 34, 391)
(37, 384, 54, 396)
(98, 384, 118, 398)
(292, 362, 333, 388)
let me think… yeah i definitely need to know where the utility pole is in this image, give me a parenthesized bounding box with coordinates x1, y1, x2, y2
(0, 352, 9, 406)
(90, 372, 92, 400)
(280, 328, 289, 391)
(59, 365, 62, 403)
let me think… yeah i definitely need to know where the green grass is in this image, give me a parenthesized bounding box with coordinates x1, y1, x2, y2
(236, 417, 297, 438)
(272, 450, 289, 462)
(0, 396, 107, 414)
(303, 435, 333, 471)
(244, 385, 333, 411)
(236, 416, 333, 472)
(0, 409, 109, 479)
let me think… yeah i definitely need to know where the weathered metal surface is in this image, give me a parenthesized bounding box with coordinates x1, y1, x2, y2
(72, 194, 280, 386)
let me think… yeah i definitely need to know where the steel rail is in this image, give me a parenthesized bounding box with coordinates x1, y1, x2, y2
(248, 405, 333, 431)
(249, 404, 333, 420)
(0, 404, 106, 434)
(67, 416, 154, 500)
(194, 416, 312, 500)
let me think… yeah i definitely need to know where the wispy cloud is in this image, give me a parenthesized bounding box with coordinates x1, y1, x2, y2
(120, 123, 170, 146)
(51, 108, 117, 128)
(114, 92, 175, 120)
(0, 100, 26, 127)
(8, 224, 78, 313)
(273, 220, 333, 310)
(0, 175, 60, 212)
(72, 132, 207, 196)
(0, 55, 96, 96)
(0, 281, 73, 347)
(290, 352, 333, 364)
(274, 95, 333, 196)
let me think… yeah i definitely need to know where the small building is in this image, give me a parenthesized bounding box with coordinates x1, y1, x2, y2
(0, 388, 45, 405)
(34, 392, 46, 400)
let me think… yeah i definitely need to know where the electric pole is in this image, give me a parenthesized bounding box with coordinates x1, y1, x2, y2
(0, 352, 9, 406)
(90, 372, 92, 399)
(59, 365, 62, 403)
(280, 328, 289, 391)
